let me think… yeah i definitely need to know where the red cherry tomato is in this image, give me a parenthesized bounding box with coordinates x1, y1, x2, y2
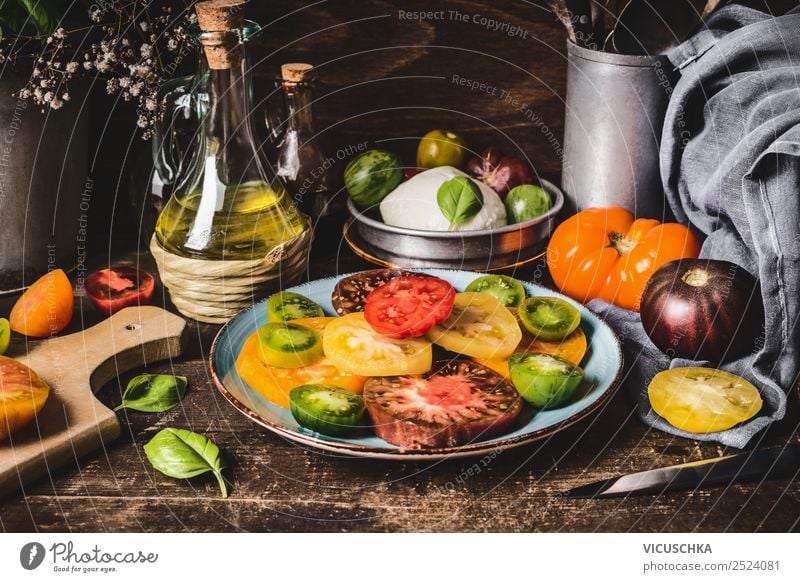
(84, 267, 155, 316)
(364, 276, 455, 338)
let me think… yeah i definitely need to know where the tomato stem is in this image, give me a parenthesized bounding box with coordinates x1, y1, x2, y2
(682, 268, 709, 287)
(608, 231, 637, 256)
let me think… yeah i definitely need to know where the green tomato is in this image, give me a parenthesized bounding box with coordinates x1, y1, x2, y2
(416, 129, 468, 169)
(509, 352, 584, 408)
(344, 150, 404, 210)
(518, 296, 580, 341)
(0, 318, 9, 355)
(257, 322, 324, 368)
(505, 184, 552, 224)
(290, 384, 365, 436)
(465, 275, 526, 308)
(267, 292, 324, 322)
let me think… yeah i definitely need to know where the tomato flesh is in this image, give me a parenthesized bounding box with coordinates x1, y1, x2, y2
(236, 324, 366, 409)
(648, 367, 762, 433)
(10, 269, 73, 337)
(84, 267, 155, 316)
(364, 276, 455, 338)
(0, 355, 50, 440)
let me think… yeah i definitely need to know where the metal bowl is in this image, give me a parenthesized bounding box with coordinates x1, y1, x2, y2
(344, 179, 564, 272)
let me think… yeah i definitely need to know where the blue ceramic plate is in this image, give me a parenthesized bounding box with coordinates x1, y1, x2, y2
(210, 270, 623, 460)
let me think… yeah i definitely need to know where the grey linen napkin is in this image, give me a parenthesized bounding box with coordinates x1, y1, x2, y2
(588, 5, 800, 447)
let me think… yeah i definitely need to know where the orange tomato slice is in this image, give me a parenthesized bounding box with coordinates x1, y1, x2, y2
(236, 317, 366, 409)
(10, 269, 74, 337)
(0, 355, 51, 441)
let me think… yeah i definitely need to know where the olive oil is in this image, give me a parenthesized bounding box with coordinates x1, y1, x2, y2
(155, 181, 306, 261)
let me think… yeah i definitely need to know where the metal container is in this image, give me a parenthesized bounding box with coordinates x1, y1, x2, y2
(562, 41, 678, 219)
(0, 74, 88, 294)
(344, 179, 564, 272)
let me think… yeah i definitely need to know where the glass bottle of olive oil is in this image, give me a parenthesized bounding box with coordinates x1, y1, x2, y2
(152, 1, 310, 322)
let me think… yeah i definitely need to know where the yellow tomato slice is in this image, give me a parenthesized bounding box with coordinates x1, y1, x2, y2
(425, 292, 521, 360)
(323, 313, 432, 376)
(648, 367, 762, 433)
(237, 332, 366, 409)
(478, 327, 588, 377)
(0, 356, 51, 441)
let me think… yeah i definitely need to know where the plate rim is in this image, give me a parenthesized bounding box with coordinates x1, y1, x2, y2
(208, 269, 625, 460)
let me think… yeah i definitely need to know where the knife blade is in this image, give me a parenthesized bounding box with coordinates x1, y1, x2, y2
(559, 444, 800, 499)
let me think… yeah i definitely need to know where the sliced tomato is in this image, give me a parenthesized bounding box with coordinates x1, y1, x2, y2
(323, 312, 432, 376)
(363, 360, 522, 448)
(84, 267, 155, 316)
(0, 355, 51, 440)
(236, 322, 366, 409)
(331, 268, 420, 315)
(364, 276, 455, 338)
(425, 292, 522, 360)
(10, 269, 73, 337)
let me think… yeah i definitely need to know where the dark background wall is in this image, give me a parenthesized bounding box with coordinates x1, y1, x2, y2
(95, 0, 797, 250)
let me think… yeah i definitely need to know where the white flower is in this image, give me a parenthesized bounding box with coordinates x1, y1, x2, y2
(119, 77, 131, 88)
(83, 61, 94, 70)
(62, 92, 70, 101)
(139, 21, 150, 31)
(145, 97, 157, 111)
(140, 44, 152, 57)
(50, 98, 63, 110)
(40, 79, 49, 87)
(54, 27, 66, 40)
(90, 8, 102, 22)
(137, 115, 148, 128)
(65, 62, 78, 73)
(43, 91, 53, 102)
(19, 88, 31, 98)
(33, 87, 43, 99)
(167, 39, 178, 51)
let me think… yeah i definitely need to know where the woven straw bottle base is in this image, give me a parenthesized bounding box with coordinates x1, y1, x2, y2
(150, 226, 312, 324)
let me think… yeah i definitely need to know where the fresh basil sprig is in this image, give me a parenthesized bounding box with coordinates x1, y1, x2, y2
(437, 176, 484, 231)
(114, 374, 188, 413)
(144, 428, 228, 498)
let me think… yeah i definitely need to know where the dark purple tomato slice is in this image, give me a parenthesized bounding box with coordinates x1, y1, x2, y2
(363, 360, 522, 449)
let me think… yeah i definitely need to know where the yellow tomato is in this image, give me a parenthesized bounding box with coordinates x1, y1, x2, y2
(648, 367, 762, 433)
(323, 313, 432, 376)
(425, 292, 521, 360)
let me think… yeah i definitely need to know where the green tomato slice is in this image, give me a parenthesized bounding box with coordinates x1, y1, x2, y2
(509, 352, 585, 408)
(519, 296, 581, 341)
(0, 318, 10, 355)
(257, 322, 324, 368)
(290, 384, 365, 436)
(267, 291, 324, 322)
(465, 275, 526, 308)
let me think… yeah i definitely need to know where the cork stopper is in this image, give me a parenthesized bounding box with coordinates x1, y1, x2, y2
(281, 63, 314, 83)
(195, 0, 246, 31)
(195, 0, 247, 69)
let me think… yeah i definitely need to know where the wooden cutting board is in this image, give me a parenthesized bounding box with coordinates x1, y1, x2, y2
(0, 305, 186, 497)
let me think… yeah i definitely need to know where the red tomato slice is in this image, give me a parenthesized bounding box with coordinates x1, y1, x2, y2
(364, 276, 455, 338)
(84, 267, 155, 316)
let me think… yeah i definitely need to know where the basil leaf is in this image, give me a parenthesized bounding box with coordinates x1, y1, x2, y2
(144, 428, 228, 498)
(16, 0, 59, 38)
(114, 374, 188, 413)
(437, 176, 484, 231)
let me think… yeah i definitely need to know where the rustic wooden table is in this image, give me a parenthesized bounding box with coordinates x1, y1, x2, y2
(1, 247, 798, 533)
(2, 0, 799, 534)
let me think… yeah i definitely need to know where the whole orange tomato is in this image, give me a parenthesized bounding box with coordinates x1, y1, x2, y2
(546, 207, 701, 311)
(10, 269, 74, 337)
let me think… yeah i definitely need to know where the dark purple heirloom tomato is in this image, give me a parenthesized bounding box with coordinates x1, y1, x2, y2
(640, 259, 763, 363)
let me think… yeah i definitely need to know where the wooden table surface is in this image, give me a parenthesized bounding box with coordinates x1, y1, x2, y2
(1, 248, 798, 533)
(2, 0, 799, 533)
